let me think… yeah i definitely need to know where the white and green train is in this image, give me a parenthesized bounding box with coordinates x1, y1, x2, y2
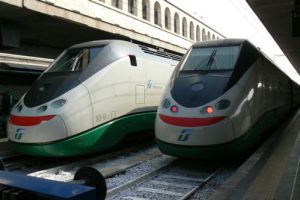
(7, 40, 179, 156)
(155, 39, 300, 160)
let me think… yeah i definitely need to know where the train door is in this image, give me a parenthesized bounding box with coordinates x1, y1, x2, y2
(129, 55, 146, 108)
(135, 85, 145, 104)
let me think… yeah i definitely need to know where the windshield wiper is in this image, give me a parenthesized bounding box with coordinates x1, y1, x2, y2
(71, 51, 84, 71)
(207, 49, 217, 69)
(194, 49, 217, 70)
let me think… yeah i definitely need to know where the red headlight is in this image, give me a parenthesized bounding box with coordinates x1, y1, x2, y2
(206, 106, 214, 114)
(170, 105, 178, 113)
(201, 106, 214, 114)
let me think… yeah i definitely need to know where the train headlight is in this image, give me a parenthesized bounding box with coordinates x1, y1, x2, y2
(37, 105, 48, 113)
(201, 106, 214, 114)
(51, 99, 67, 109)
(170, 105, 178, 113)
(161, 98, 171, 108)
(215, 99, 231, 110)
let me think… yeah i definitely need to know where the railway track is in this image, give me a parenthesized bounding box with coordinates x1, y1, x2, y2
(0, 152, 83, 173)
(0, 139, 232, 200)
(0, 137, 155, 173)
(0, 153, 31, 171)
(27, 147, 223, 200)
(107, 161, 221, 200)
(28, 145, 164, 181)
(0, 139, 61, 172)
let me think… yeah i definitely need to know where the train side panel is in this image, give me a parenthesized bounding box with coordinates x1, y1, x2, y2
(82, 57, 144, 127)
(143, 59, 176, 109)
(78, 56, 176, 149)
(57, 85, 94, 137)
(229, 58, 292, 146)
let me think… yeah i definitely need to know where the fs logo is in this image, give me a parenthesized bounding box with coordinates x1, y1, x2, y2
(147, 80, 153, 89)
(177, 129, 192, 142)
(15, 128, 25, 140)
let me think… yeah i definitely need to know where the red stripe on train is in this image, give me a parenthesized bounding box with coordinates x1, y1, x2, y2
(159, 114, 225, 127)
(9, 115, 56, 126)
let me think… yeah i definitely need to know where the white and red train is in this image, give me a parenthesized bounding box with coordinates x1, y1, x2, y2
(155, 39, 300, 159)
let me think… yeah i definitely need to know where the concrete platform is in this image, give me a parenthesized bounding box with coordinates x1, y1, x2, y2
(209, 110, 300, 200)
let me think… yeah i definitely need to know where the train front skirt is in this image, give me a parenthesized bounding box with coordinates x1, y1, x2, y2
(156, 106, 290, 160)
(9, 112, 156, 157)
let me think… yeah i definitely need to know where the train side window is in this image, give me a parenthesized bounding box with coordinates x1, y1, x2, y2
(129, 55, 137, 66)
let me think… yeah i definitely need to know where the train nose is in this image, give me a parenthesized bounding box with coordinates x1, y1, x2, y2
(7, 114, 67, 143)
(155, 114, 235, 146)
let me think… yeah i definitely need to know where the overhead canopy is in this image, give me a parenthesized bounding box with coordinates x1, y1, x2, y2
(246, 0, 300, 77)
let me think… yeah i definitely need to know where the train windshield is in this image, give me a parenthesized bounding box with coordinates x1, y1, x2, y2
(47, 46, 104, 72)
(181, 46, 240, 71)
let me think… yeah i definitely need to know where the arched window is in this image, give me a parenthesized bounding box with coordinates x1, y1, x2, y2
(165, 7, 171, 30)
(217, 36, 219, 40)
(190, 22, 194, 40)
(207, 31, 211, 40)
(128, 0, 137, 15)
(154, 2, 161, 26)
(196, 25, 200, 42)
(142, 0, 150, 21)
(212, 34, 215, 40)
(174, 13, 180, 34)
(182, 17, 187, 37)
(202, 28, 206, 41)
(112, 0, 122, 9)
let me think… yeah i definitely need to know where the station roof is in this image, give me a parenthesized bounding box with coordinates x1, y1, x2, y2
(246, 0, 300, 76)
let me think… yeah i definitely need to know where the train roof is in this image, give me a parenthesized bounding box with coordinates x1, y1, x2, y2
(69, 40, 122, 49)
(69, 40, 181, 62)
(193, 39, 248, 48)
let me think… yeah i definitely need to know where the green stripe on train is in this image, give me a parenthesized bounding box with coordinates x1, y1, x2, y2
(10, 112, 156, 157)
